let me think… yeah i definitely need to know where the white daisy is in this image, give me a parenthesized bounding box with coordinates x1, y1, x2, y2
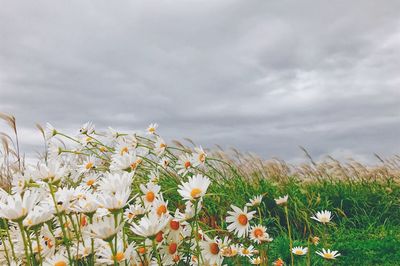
(274, 195, 288, 206)
(316, 248, 341, 260)
(311, 210, 332, 224)
(292, 246, 308, 256)
(177, 174, 210, 201)
(226, 205, 256, 238)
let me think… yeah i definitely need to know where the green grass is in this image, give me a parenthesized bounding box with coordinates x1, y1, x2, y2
(160, 173, 400, 265)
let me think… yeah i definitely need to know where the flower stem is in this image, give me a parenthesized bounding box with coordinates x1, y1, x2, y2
(284, 206, 294, 266)
(17, 221, 31, 266)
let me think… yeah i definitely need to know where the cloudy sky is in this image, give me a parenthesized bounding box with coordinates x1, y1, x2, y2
(1, 1, 399, 163)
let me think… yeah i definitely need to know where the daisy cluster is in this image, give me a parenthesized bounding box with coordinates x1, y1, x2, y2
(0, 122, 340, 266)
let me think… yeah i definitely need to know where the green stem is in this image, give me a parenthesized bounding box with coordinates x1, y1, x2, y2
(17, 221, 31, 266)
(35, 229, 43, 265)
(48, 183, 73, 264)
(284, 206, 294, 266)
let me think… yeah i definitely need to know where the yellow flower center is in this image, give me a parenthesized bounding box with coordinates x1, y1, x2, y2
(190, 188, 202, 198)
(86, 179, 95, 186)
(324, 253, 334, 259)
(54, 261, 67, 266)
(295, 250, 304, 255)
(198, 153, 206, 162)
(85, 162, 94, 169)
(120, 147, 129, 155)
(237, 214, 248, 226)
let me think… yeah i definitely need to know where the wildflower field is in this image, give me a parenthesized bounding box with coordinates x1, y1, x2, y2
(0, 114, 399, 265)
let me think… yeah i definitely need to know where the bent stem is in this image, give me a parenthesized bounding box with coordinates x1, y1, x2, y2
(284, 206, 294, 266)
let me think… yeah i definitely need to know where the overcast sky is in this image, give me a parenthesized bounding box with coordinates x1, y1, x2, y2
(1, 1, 400, 163)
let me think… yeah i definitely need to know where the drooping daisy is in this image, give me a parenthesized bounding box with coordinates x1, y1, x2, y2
(249, 225, 273, 244)
(246, 195, 263, 207)
(292, 246, 308, 256)
(311, 210, 332, 224)
(177, 174, 210, 201)
(316, 248, 341, 260)
(192, 146, 207, 167)
(159, 157, 170, 169)
(154, 137, 167, 156)
(274, 195, 288, 206)
(45, 122, 58, 140)
(226, 205, 256, 238)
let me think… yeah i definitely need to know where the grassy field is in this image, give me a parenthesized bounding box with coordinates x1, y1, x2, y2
(0, 114, 399, 265)
(157, 152, 400, 265)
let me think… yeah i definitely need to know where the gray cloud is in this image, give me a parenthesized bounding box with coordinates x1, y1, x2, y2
(1, 0, 400, 163)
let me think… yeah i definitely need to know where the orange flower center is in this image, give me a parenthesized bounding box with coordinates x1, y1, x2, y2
(237, 214, 248, 225)
(156, 205, 167, 216)
(137, 247, 146, 254)
(120, 147, 129, 155)
(173, 254, 180, 262)
(130, 162, 137, 170)
(80, 216, 87, 227)
(113, 252, 125, 262)
(155, 231, 163, 242)
(190, 188, 202, 198)
(86, 179, 95, 186)
(145, 191, 155, 202)
(85, 162, 94, 169)
(168, 242, 178, 254)
(54, 262, 67, 266)
(198, 153, 206, 162)
(184, 161, 191, 168)
(160, 143, 166, 148)
(170, 220, 180, 230)
(209, 243, 220, 255)
(253, 228, 264, 237)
